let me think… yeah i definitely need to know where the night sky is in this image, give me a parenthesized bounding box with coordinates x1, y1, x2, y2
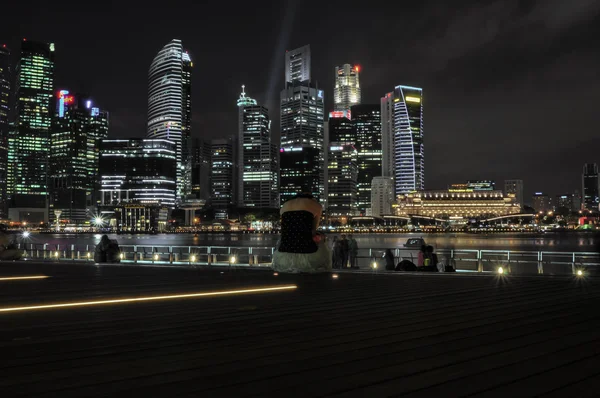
(2, 0, 600, 201)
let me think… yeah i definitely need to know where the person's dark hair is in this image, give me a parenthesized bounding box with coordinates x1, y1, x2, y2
(421, 244, 427, 252)
(385, 249, 394, 257)
(101, 235, 110, 243)
(426, 245, 434, 253)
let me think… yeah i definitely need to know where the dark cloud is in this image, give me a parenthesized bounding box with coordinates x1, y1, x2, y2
(1, 0, 599, 203)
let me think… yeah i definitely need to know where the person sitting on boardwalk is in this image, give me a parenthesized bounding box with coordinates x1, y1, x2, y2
(94, 235, 121, 263)
(384, 249, 395, 271)
(0, 233, 23, 261)
(418, 245, 439, 272)
(272, 193, 332, 273)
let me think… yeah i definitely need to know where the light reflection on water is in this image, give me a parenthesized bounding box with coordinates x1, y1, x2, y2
(19, 232, 600, 252)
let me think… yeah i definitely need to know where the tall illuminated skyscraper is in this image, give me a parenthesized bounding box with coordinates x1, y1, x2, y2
(582, 163, 599, 211)
(381, 85, 424, 195)
(237, 86, 278, 208)
(333, 64, 361, 113)
(50, 91, 108, 223)
(8, 39, 55, 222)
(0, 44, 10, 219)
(352, 104, 382, 214)
(280, 45, 325, 204)
(147, 39, 192, 203)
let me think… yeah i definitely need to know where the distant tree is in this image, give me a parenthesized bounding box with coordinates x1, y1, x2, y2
(555, 206, 571, 217)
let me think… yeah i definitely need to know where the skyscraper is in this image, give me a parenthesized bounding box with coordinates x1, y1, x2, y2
(8, 39, 55, 222)
(582, 163, 599, 211)
(352, 104, 382, 214)
(280, 45, 325, 204)
(147, 39, 192, 203)
(190, 138, 211, 201)
(371, 176, 394, 216)
(237, 86, 278, 208)
(532, 192, 551, 213)
(0, 44, 10, 219)
(504, 179, 524, 209)
(50, 91, 108, 223)
(210, 137, 237, 209)
(326, 143, 358, 218)
(381, 85, 424, 195)
(333, 64, 361, 113)
(285, 45, 310, 84)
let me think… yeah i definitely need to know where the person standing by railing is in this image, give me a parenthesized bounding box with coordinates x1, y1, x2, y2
(348, 234, 358, 269)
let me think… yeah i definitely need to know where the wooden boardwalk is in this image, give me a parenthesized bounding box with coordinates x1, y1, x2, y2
(1, 261, 599, 397)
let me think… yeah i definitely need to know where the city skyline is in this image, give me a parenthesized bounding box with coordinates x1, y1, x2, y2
(1, 1, 599, 199)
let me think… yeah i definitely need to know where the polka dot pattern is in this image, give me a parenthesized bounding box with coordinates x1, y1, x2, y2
(278, 210, 318, 254)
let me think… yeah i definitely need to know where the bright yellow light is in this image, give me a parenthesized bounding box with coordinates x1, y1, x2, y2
(190, 255, 196, 262)
(119, 253, 124, 260)
(230, 256, 237, 264)
(371, 262, 378, 269)
(273, 272, 279, 276)
(87, 253, 91, 258)
(0, 285, 298, 314)
(577, 269, 583, 276)
(0, 275, 50, 281)
(54, 251, 59, 257)
(405, 96, 421, 103)
(498, 267, 504, 274)
(332, 274, 339, 279)
(153, 254, 159, 261)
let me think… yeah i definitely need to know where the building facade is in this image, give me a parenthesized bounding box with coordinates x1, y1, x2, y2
(397, 189, 520, 219)
(532, 192, 551, 213)
(371, 176, 394, 216)
(0, 44, 10, 219)
(582, 163, 599, 211)
(285, 45, 311, 84)
(352, 104, 382, 214)
(98, 139, 176, 209)
(237, 86, 278, 208)
(504, 179, 524, 209)
(7, 40, 55, 222)
(555, 194, 574, 212)
(333, 64, 360, 113)
(381, 86, 424, 195)
(210, 137, 237, 209)
(280, 45, 324, 204)
(190, 138, 211, 201)
(146, 39, 192, 202)
(50, 91, 108, 223)
(326, 143, 358, 218)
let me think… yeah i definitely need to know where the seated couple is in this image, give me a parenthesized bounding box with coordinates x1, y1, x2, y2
(272, 193, 332, 273)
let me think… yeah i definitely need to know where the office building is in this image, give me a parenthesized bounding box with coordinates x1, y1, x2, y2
(237, 86, 278, 208)
(582, 163, 599, 211)
(504, 179, 524, 208)
(210, 137, 237, 209)
(7, 39, 55, 223)
(381, 85, 424, 195)
(326, 143, 357, 218)
(333, 64, 361, 113)
(572, 190, 582, 212)
(190, 138, 211, 201)
(98, 139, 176, 209)
(147, 39, 192, 202)
(532, 192, 551, 213)
(285, 45, 310, 84)
(49, 91, 108, 223)
(555, 194, 574, 212)
(397, 189, 520, 219)
(352, 104, 382, 215)
(371, 176, 394, 216)
(0, 44, 10, 219)
(280, 45, 325, 204)
(326, 115, 354, 145)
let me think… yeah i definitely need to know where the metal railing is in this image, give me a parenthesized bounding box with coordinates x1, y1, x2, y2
(13, 243, 600, 276)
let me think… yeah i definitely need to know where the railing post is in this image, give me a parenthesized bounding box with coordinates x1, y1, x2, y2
(71, 245, 75, 260)
(207, 246, 212, 265)
(571, 252, 576, 274)
(477, 250, 483, 273)
(43, 243, 48, 259)
(538, 252, 544, 274)
(169, 246, 173, 264)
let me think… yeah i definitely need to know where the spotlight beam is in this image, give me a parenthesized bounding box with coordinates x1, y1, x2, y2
(0, 276, 50, 281)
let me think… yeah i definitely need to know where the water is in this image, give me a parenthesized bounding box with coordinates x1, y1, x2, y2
(17, 232, 600, 253)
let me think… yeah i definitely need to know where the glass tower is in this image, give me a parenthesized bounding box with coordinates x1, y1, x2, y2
(147, 39, 192, 203)
(9, 39, 55, 211)
(50, 91, 108, 222)
(351, 104, 382, 214)
(582, 163, 599, 211)
(280, 45, 325, 204)
(0, 44, 10, 218)
(333, 64, 361, 113)
(237, 86, 278, 208)
(381, 85, 424, 195)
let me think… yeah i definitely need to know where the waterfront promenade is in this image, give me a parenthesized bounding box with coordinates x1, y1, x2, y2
(1, 261, 599, 396)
